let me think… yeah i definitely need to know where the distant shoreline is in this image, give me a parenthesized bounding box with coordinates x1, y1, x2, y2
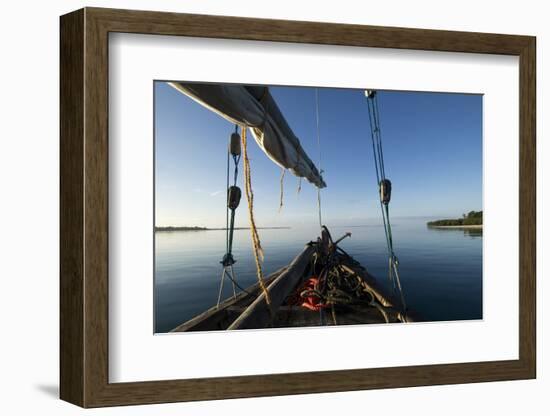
(427, 211, 482, 228)
(427, 224, 483, 229)
(155, 226, 291, 232)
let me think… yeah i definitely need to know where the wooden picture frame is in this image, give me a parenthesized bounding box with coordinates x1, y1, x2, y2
(60, 7, 536, 408)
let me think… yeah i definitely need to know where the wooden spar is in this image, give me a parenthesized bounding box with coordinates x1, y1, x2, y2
(170, 267, 286, 332)
(228, 244, 316, 330)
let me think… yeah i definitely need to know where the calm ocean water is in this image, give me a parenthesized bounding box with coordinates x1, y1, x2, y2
(154, 218, 482, 333)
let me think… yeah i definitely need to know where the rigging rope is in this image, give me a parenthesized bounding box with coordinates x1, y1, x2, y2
(225, 132, 231, 255)
(225, 124, 241, 256)
(218, 126, 242, 306)
(241, 127, 272, 307)
(223, 264, 253, 296)
(365, 90, 408, 314)
(315, 88, 323, 228)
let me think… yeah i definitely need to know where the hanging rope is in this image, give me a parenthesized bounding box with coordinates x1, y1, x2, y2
(315, 88, 324, 228)
(241, 126, 272, 306)
(279, 168, 285, 212)
(365, 90, 407, 314)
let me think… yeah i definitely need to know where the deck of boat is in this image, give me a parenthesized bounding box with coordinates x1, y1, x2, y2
(272, 304, 401, 327)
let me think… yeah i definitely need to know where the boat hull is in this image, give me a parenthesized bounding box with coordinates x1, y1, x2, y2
(171, 243, 416, 332)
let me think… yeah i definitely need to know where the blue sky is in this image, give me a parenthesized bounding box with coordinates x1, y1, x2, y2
(155, 82, 482, 228)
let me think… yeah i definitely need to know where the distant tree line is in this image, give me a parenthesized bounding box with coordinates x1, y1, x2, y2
(427, 211, 483, 226)
(155, 226, 208, 231)
(155, 225, 292, 232)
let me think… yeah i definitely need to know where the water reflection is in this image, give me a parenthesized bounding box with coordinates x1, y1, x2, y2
(155, 218, 483, 332)
(427, 225, 483, 238)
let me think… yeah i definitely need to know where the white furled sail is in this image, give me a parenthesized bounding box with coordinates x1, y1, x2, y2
(168, 82, 326, 189)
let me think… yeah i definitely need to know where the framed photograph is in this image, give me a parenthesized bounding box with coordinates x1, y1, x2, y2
(60, 7, 536, 407)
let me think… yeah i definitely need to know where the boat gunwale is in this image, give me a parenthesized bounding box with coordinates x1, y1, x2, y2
(170, 266, 286, 332)
(227, 244, 316, 330)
